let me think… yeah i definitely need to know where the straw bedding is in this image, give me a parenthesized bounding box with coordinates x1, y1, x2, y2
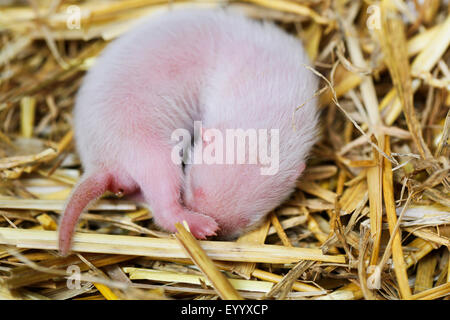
(0, 0, 448, 300)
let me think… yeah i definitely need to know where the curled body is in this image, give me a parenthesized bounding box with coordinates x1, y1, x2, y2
(58, 8, 319, 255)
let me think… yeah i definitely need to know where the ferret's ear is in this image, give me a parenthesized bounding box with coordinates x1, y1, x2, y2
(201, 127, 210, 146)
(190, 127, 211, 150)
(202, 128, 222, 147)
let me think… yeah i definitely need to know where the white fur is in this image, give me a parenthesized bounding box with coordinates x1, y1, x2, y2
(66, 7, 319, 242)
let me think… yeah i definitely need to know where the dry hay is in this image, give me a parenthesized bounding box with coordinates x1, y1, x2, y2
(0, 0, 449, 300)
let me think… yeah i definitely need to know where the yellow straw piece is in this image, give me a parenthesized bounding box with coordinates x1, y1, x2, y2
(94, 283, 120, 300)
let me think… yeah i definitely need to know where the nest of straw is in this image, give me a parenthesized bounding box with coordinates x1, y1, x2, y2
(0, 0, 448, 300)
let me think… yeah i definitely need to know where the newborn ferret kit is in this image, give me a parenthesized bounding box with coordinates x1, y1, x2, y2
(58, 8, 319, 255)
(0, 1, 449, 301)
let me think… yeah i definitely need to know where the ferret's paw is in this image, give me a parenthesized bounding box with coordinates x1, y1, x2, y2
(182, 211, 219, 239)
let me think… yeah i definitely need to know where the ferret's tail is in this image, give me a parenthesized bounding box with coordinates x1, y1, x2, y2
(58, 171, 112, 256)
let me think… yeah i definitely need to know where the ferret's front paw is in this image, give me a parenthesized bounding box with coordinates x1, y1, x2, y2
(182, 210, 219, 239)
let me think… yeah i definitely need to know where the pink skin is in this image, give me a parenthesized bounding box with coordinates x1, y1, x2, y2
(58, 8, 318, 255)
